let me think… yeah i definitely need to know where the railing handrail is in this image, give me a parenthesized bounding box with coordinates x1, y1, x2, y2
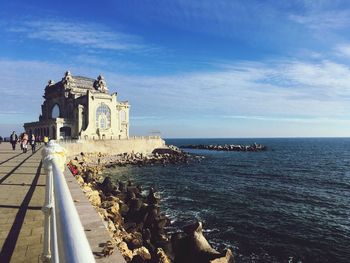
(58, 135, 162, 143)
(41, 141, 95, 262)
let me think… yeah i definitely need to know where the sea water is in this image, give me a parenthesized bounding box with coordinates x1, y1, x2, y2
(104, 138, 350, 263)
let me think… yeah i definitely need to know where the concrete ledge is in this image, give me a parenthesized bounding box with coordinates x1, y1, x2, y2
(64, 168, 126, 263)
(62, 138, 166, 156)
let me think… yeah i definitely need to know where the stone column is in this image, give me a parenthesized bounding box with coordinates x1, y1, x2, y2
(56, 122, 63, 141)
(78, 105, 84, 134)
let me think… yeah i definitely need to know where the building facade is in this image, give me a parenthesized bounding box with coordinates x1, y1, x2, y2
(24, 71, 130, 140)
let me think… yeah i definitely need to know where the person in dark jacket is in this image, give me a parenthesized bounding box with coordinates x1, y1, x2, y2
(10, 131, 18, 150)
(30, 134, 36, 153)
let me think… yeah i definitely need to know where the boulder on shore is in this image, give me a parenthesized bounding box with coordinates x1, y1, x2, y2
(152, 148, 180, 155)
(173, 222, 233, 263)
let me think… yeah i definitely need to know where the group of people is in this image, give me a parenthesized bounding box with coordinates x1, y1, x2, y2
(9, 131, 49, 153)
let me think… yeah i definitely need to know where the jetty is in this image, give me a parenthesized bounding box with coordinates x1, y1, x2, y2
(180, 143, 267, 152)
(0, 142, 125, 263)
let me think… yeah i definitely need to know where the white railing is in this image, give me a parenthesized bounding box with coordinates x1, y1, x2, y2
(58, 135, 162, 142)
(129, 135, 161, 140)
(41, 141, 95, 263)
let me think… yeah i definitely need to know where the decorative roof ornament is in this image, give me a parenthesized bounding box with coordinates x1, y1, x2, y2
(63, 71, 72, 80)
(45, 80, 55, 89)
(62, 70, 75, 89)
(94, 74, 108, 93)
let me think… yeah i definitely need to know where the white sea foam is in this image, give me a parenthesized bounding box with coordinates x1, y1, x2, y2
(203, 228, 220, 233)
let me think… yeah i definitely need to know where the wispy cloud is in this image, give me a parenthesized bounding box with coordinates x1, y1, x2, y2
(7, 18, 144, 51)
(130, 116, 163, 120)
(114, 1, 291, 41)
(0, 111, 26, 115)
(335, 44, 350, 57)
(282, 60, 350, 95)
(220, 115, 349, 124)
(1, 57, 350, 136)
(290, 10, 350, 29)
(107, 59, 350, 121)
(0, 59, 68, 122)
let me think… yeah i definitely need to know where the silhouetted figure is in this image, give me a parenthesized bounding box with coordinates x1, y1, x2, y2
(30, 134, 36, 153)
(9, 131, 18, 150)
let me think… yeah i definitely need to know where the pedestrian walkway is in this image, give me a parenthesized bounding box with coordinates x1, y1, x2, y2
(0, 142, 45, 263)
(0, 141, 125, 263)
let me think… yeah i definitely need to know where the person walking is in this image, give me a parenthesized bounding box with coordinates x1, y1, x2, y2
(9, 131, 18, 150)
(30, 134, 36, 153)
(19, 133, 24, 151)
(21, 132, 29, 153)
(0, 136, 3, 144)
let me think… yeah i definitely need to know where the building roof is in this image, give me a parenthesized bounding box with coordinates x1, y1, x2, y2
(45, 71, 109, 97)
(72, 76, 96, 90)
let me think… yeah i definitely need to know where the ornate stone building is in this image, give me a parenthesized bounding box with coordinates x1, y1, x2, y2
(24, 71, 130, 140)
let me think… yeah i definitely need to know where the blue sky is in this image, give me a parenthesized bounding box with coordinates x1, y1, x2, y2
(1, 0, 350, 137)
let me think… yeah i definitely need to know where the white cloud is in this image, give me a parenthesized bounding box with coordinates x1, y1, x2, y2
(108, 59, 350, 120)
(7, 18, 144, 51)
(283, 60, 350, 94)
(1, 57, 350, 136)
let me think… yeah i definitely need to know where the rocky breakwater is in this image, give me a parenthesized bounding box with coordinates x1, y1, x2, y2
(181, 143, 267, 152)
(68, 153, 234, 263)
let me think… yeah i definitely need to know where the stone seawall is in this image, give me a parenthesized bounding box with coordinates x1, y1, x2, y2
(61, 138, 166, 157)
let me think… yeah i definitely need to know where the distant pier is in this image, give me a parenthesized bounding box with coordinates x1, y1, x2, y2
(180, 143, 267, 152)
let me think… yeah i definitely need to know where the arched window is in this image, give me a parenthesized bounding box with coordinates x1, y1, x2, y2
(96, 103, 111, 129)
(51, 104, 60, 118)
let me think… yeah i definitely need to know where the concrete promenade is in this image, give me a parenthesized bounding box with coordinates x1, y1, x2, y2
(0, 142, 125, 263)
(0, 142, 45, 262)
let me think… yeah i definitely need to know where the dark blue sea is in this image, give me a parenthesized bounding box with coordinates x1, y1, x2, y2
(104, 138, 350, 263)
